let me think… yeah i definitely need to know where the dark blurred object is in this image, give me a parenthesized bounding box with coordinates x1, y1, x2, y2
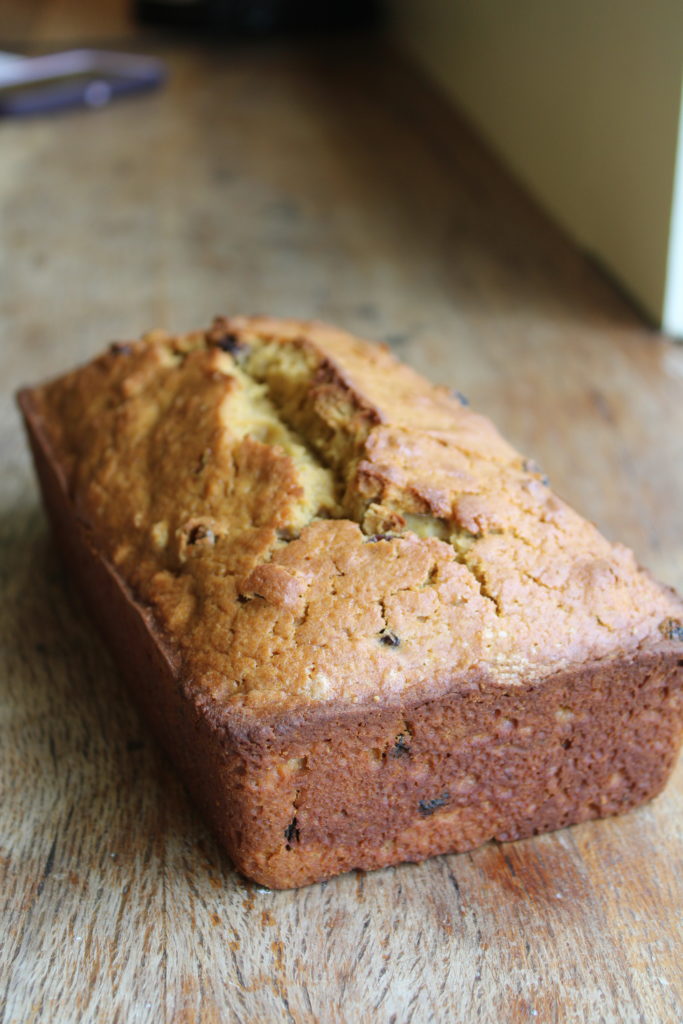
(134, 0, 381, 34)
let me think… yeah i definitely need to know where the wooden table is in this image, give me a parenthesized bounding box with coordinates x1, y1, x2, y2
(1, 25, 682, 1024)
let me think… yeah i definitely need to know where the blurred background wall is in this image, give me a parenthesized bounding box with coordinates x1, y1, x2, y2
(389, 0, 683, 335)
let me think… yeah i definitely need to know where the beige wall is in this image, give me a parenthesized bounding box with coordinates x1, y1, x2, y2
(389, 0, 683, 328)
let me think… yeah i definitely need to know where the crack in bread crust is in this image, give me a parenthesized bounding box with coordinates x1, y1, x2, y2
(32, 315, 683, 710)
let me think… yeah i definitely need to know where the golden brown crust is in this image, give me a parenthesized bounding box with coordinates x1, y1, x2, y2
(26, 316, 683, 713)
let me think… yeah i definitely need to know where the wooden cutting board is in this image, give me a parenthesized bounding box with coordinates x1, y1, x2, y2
(1, 27, 682, 1024)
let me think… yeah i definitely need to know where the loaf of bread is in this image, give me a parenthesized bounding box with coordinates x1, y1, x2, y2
(18, 316, 683, 888)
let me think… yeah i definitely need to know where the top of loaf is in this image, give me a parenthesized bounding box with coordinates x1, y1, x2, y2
(30, 316, 682, 711)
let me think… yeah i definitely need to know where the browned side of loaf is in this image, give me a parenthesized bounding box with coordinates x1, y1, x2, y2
(221, 651, 683, 888)
(19, 389, 683, 889)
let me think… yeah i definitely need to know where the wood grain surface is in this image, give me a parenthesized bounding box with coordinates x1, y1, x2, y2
(1, 20, 683, 1024)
